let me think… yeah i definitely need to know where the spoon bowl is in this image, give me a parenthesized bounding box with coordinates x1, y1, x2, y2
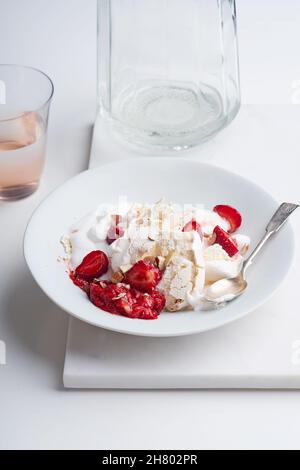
(204, 276, 248, 303)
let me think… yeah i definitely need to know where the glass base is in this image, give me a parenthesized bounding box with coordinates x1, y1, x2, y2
(0, 182, 39, 201)
(110, 80, 240, 151)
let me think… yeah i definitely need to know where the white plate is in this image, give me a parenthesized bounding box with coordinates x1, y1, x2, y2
(24, 158, 295, 337)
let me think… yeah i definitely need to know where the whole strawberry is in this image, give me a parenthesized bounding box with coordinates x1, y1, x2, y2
(74, 250, 109, 281)
(124, 260, 163, 293)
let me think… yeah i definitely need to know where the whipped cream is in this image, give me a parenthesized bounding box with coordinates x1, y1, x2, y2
(62, 200, 250, 312)
(203, 244, 244, 283)
(63, 203, 130, 268)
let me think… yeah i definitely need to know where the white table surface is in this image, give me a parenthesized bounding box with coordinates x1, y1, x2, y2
(1, 0, 300, 450)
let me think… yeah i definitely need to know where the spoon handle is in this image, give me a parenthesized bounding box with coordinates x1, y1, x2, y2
(265, 202, 299, 233)
(243, 202, 298, 275)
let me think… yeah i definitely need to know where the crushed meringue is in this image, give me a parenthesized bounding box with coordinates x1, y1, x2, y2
(62, 199, 250, 312)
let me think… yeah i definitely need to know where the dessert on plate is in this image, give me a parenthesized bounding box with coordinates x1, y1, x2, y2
(61, 200, 250, 320)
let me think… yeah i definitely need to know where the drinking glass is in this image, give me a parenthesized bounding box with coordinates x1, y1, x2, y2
(97, 0, 241, 151)
(0, 65, 54, 200)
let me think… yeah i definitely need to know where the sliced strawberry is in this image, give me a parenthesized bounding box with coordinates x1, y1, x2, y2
(151, 290, 166, 314)
(89, 281, 135, 316)
(74, 250, 109, 281)
(133, 290, 155, 309)
(88, 281, 160, 320)
(131, 306, 158, 320)
(213, 225, 239, 257)
(213, 205, 242, 233)
(132, 288, 165, 314)
(72, 260, 165, 320)
(124, 260, 163, 293)
(70, 271, 90, 294)
(106, 225, 125, 245)
(182, 219, 203, 239)
(89, 281, 118, 314)
(115, 296, 134, 317)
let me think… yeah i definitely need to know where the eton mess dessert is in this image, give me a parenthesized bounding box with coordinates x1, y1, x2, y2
(61, 200, 250, 320)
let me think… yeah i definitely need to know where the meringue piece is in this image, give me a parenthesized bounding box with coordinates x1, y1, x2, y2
(158, 231, 201, 261)
(204, 244, 230, 262)
(128, 237, 157, 263)
(159, 232, 206, 312)
(60, 235, 72, 257)
(110, 233, 157, 272)
(159, 256, 194, 311)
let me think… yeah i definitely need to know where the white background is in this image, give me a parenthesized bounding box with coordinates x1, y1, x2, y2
(1, 0, 300, 450)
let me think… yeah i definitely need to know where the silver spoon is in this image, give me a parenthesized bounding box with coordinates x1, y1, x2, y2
(204, 202, 299, 304)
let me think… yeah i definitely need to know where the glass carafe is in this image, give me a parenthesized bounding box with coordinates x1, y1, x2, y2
(97, 0, 240, 151)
